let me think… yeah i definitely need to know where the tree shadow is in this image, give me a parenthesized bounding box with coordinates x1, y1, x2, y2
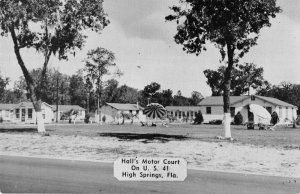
(98, 133, 190, 143)
(0, 128, 37, 133)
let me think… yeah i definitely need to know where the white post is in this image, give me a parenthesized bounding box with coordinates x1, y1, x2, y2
(223, 113, 231, 138)
(36, 111, 46, 133)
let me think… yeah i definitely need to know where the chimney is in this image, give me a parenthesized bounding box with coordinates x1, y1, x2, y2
(136, 101, 139, 109)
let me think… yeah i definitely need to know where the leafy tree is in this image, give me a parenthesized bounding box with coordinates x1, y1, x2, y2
(84, 77, 94, 113)
(69, 71, 88, 108)
(189, 91, 204, 106)
(166, 0, 280, 137)
(142, 82, 161, 104)
(173, 90, 190, 106)
(115, 85, 140, 104)
(204, 63, 266, 96)
(102, 79, 119, 103)
(84, 47, 116, 123)
(0, 0, 109, 132)
(0, 73, 9, 101)
(14, 68, 72, 105)
(203, 68, 224, 96)
(157, 89, 173, 107)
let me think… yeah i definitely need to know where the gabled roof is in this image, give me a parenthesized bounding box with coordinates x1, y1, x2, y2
(255, 96, 297, 108)
(0, 103, 17, 110)
(198, 95, 297, 108)
(198, 96, 249, 106)
(52, 105, 85, 112)
(165, 106, 201, 111)
(15, 101, 53, 109)
(105, 103, 144, 111)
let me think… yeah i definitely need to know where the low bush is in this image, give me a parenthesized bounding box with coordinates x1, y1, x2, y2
(271, 111, 279, 125)
(193, 111, 204, 125)
(234, 112, 243, 125)
(209, 119, 223, 125)
(102, 115, 106, 123)
(296, 115, 300, 125)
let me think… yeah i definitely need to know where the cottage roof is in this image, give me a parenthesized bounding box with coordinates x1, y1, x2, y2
(52, 105, 85, 112)
(15, 101, 53, 109)
(0, 103, 17, 110)
(165, 106, 201, 111)
(106, 103, 144, 111)
(198, 95, 297, 108)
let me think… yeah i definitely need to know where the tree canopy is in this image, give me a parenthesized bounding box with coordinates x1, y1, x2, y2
(166, 0, 281, 137)
(0, 0, 109, 131)
(204, 63, 266, 96)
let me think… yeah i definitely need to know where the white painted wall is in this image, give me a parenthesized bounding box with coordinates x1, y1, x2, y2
(12, 104, 53, 124)
(0, 110, 13, 122)
(200, 97, 298, 124)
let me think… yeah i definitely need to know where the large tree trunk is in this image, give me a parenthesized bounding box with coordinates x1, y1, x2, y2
(223, 44, 234, 138)
(95, 96, 100, 123)
(10, 27, 47, 133)
(34, 100, 46, 133)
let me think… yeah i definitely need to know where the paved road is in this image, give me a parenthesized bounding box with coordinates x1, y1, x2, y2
(0, 155, 299, 193)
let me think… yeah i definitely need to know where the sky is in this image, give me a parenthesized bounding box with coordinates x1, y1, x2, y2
(0, 0, 299, 97)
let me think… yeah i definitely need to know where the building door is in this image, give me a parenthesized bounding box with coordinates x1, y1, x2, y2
(21, 109, 26, 122)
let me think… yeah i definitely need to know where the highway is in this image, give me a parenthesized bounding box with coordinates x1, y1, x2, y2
(0, 155, 299, 193)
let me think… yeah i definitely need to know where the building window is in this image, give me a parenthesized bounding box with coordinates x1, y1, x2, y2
(136, 110, 139, 115)
(28, 109, 33, 119)
(16, 109, 20, 119)
(187, 112, 190, 117)
(266, 107, 272, 114)
(251, 96, 255, 101)
(179, 111, 181, 119)
(175, 112, 177, 117)
(206, 107, 211, 114)
(191, 111, 194, 117)
(230, 107, 235, 117)
(170, 111, 173, 116)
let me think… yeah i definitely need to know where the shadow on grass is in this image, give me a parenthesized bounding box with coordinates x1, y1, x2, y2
(0, 128, 37, 133)
(99, 133, 190, 143)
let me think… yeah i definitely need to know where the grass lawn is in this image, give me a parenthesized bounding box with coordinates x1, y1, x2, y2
(1, 123, 299, 149)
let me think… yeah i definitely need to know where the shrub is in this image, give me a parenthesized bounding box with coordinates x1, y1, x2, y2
(84, 113, 91, 123)
(270, 111, 279, 125)
(209, 120, 223, 125)
(102, 115, 106, 123)
(193, 111, 203, 124)
(296, 115, 300, 125)
(234, 112, 243, 125)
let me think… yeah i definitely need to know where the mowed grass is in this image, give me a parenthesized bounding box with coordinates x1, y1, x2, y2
(1, 123, 299, 149)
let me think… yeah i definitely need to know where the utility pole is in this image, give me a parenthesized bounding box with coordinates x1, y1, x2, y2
(56, 70, 59, 123)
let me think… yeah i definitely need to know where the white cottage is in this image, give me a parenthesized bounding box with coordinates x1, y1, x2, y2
(52, 105, 86, 121)
(13, 102, 53, 124)
(198, 95, 298, 124)
(100, 103, 145, 123)
(0, 104, 15, 122)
